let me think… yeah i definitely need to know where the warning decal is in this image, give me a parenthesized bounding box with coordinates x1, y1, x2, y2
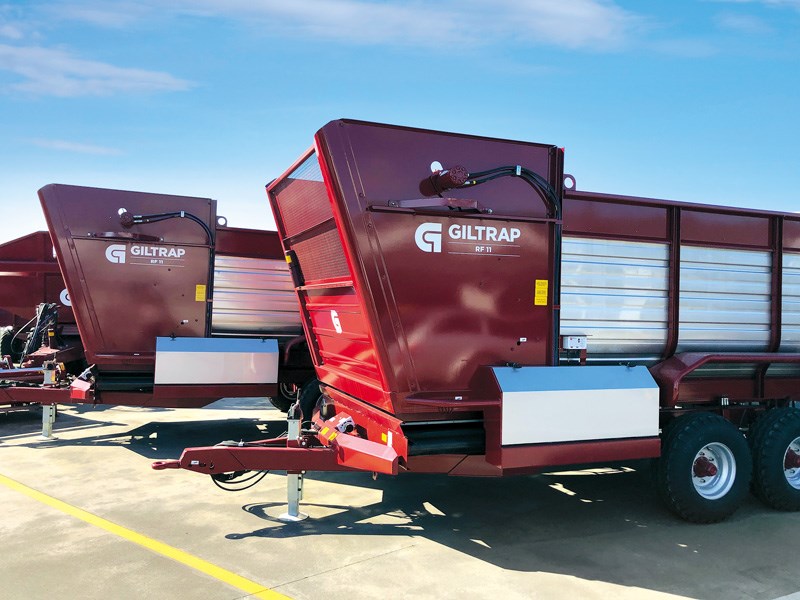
(534, 280, 549, 306)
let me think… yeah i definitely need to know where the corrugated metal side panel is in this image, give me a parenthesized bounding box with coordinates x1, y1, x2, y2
(560, 237, 668, 364)
(781, 252, 800, 352)
(211, 256, 302, 335)
(677, 246, 771, 353)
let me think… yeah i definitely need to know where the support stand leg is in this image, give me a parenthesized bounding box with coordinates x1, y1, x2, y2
(278, 402, 308, 522)
(279, 472, 307, 522)
(40, 404, 57, 440)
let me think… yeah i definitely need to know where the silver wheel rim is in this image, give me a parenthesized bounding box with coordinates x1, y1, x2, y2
(783, 436, 800, 490)
(692, 442, 736, 500)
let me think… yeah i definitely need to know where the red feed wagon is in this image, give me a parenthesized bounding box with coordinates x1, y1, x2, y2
(154, 119, 800, 522)
(0, 185, 314, 420)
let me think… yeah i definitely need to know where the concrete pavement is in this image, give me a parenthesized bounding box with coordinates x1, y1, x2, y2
(1, 401, 798, 599)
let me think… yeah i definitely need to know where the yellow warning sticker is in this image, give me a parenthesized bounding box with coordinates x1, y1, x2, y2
(534, 279, 549, 306)
(381, 432, 388, 443)
(195, 284, 206, 302)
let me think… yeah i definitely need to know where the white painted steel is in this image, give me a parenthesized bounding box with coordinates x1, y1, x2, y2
(495, 366, 659, 446)
(279, 412, 308, 521)
(560, 237, 669, 364)
(40, 404, 57, 440)
(211, 256, 302, 335)
(154, 337, 278, 385)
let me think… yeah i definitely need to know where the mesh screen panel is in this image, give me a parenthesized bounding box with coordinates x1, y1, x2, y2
(292, 226, 350, 282)
(273, 154, 332, 239)
(272, 152, 350, 283)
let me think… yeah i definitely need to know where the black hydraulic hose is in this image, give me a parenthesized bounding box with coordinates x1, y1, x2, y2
(462, 166, 561, 220)
(126, 211, 214, 245)
(122, 209, 216, 336)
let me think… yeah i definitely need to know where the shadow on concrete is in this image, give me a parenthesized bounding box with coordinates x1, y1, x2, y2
(225, 465, 800, 599)
(0, 409, 124, 444)
(9, 414, 287, 459)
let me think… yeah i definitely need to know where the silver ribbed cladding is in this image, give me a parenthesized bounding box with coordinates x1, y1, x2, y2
(560, 237, 669, 364)
(211, 256, 302, 335)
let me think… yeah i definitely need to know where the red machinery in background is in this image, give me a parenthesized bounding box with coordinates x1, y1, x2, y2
(0, 185, 314, 416)
(0, 230, 74, 333)
(0, 231, 78, 409)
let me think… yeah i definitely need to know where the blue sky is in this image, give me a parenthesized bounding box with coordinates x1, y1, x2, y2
(1, 0, 799, 243)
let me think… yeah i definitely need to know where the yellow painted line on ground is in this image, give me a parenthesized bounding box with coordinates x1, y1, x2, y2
(0, 472, 291, 600)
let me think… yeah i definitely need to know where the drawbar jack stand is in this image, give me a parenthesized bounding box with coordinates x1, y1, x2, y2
(278, 402, 308, 522)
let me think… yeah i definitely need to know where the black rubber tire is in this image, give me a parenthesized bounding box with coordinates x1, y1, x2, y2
(268, 383, 300, 413)
(750, 407, 800, 511)
(655, 412, 752, 523)
(268, 396, 293, 413)
(298, 378, 322, 425)
(0, 326, 15, 361)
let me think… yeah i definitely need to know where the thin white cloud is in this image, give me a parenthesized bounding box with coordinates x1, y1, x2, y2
(0, 44, 193, 97)
(45, 0, 644, 51)
(714, 12, 773, 33)
(649, 38, 719, 58)
(707, 0, 800, 6)
(44, 1, 152, 27)
(27, 138, 124, 155)
(0, 23, 23, 40)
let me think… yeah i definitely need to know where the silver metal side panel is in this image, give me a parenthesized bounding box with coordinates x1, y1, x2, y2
(154, 337, 278, 385)
(211, 256, 302, 335)
(781, 252, 800, 352)
(560, 237, 668, 363)
(494, 365, 659, 445)
(677, 246, 771, 354)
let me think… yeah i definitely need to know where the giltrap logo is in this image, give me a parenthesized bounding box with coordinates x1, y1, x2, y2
(414, 223, 443, 253)
(414, 223, 522, 257)
(105, 244, 126, 264)
(59, 289, 72, 307)
(105, 243, 186, 266)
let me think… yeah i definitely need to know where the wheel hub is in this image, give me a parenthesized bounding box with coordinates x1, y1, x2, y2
(693, 456, 718, 478)
(691, 442, 736, 500)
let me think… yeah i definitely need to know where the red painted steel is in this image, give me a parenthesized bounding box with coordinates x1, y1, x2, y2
(498, 438, 662, 474)
(0, 231, 74, 328)
(152, 445, 353, 474)
(40, 184, 216, 370)
(269, 120, 562, 421)
(651, 352, 800, 407)
(215, 226, 283, 259)
(2, 185, 308, 410)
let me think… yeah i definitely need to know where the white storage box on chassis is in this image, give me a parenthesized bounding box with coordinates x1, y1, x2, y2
(154, 337, 279, 385)
(493, 365, 659, 446)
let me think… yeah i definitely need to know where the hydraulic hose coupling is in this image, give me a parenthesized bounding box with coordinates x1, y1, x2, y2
(420, 165, 469, 197)
(119, 211, 135, 228)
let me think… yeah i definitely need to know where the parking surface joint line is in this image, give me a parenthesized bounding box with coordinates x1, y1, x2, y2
(0, 472, 292, 600)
